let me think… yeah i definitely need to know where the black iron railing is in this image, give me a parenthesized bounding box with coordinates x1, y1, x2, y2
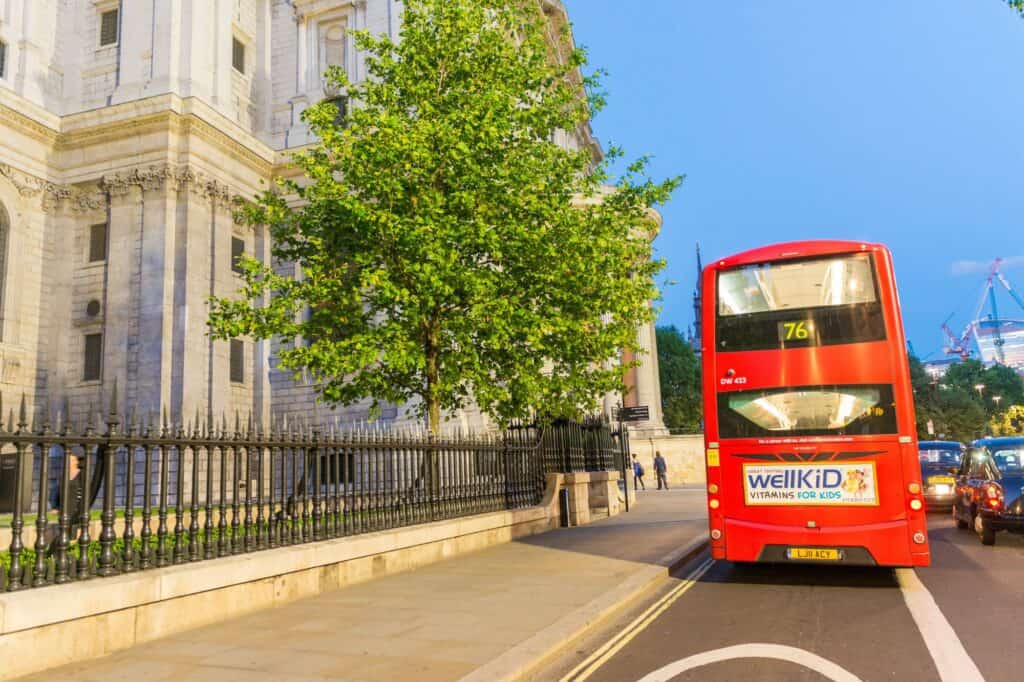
(0, 393, 624, 592)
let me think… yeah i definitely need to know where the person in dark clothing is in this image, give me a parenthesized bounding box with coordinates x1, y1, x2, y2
(46, 453, 85, 554)
(654, 451, 669, 490)
(631, 453, 646, 491)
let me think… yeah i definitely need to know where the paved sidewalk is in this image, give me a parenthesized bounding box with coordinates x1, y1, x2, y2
(17, 487, 708, 682)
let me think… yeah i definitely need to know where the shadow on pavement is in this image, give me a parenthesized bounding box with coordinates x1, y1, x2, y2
(702, 560, 900, 589)
(512, 487, 709, 566)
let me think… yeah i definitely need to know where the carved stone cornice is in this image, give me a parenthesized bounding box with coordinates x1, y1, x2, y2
(293, 0, 357, 21)
(0, 104, 60, 146)
(0, 161, 245, 215)
(0, 163, 47, 198)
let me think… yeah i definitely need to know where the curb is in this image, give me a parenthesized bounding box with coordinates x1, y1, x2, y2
(460, 534, 710, 682)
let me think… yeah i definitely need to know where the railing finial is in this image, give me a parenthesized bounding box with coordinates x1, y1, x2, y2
(109, 377, 119, 419)
(17, 392, 28, 432)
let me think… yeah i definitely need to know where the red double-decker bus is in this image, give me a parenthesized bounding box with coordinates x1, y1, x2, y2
(701, 240, 929, 567)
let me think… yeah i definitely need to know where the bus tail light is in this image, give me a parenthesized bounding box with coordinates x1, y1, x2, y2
(708, 483, 719, 494)
(709, 498, 720, 509)
(908, 482, 921, 495)
(710, 529, 722, 540)
(912, 531, 926, 544)
(909, 499, 923, 511)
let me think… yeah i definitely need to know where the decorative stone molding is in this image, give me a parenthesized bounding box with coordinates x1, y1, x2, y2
(0, 104, 60, 146)
(0, 161, 244, 214)
(293, 0, 358, 21)
(0, 164, 46, 198)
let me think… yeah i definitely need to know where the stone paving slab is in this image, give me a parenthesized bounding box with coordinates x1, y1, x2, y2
(13, 488, 708, 682)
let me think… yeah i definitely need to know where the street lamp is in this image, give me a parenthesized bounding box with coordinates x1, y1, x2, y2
(974, 383, 985, 398)
(993, 395, 1002, 409)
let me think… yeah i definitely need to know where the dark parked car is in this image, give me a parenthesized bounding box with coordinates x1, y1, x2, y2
(952, 437, 1024, 545)
(918, 440, 963, 509)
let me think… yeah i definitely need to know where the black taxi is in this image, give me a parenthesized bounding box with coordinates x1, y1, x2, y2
(917, 440, 963, 509)
(952, 437, 1024, 546)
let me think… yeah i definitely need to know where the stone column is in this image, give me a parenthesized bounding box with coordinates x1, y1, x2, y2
(103, 182, 141, 410)
(626, 319, 668, 437)
(171, 184, 215, 421)
(252, 223, 272, 429)
(134, 178, 181, 417)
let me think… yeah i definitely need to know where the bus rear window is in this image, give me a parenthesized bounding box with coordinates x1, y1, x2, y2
(717, 384, 898, 438)
(716, 253, 886, 351)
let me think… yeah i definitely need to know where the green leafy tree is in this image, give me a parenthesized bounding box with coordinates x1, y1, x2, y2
(909, 355, 988, 442)
(991, 405, 1024, 436)
(655, 326, 702, 433)
(977, 364, 1024, 412)
(208, 0, 681, 435)
(942, 359, 987, 397)
(1009, 1, 1024, 17)
(909, 355, 1024, 440)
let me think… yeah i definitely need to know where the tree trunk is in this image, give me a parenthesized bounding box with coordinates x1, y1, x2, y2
(424, 322, 441, 499)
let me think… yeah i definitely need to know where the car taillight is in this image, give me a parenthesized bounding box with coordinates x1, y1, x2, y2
(985, 484, 1004, 510)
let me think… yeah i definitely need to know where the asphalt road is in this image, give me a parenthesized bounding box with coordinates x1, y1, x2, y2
(544, 511, 1022, 682)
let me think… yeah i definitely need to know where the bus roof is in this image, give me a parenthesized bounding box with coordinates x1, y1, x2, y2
(704, 240, 887, 271)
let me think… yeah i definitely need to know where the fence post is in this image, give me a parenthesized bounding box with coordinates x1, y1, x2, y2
(97, 385, 119, 577)
(618, 402, 629, 512)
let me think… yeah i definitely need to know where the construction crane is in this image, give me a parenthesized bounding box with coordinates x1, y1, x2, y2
(942, 258, 1024, 365)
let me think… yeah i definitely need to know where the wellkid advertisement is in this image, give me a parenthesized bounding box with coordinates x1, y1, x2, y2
(743, 463, 879, 506)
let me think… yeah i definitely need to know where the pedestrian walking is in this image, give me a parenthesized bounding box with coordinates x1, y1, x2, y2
(631, 453, 646, 491)
(654, 451, 669, 490)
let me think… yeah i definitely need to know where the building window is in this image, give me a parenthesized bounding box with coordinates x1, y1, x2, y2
(89, 223, 107, 262)
(84, 333, 103, 381)
(324, 25, 345, 70)
(230, 339, 244, 383)
(99, 9, 119, 47)
(0, 40, 7, 79)
(231, 236, 245, 274)
(324, 96, 347, 126)
(232, 38, 245, 74)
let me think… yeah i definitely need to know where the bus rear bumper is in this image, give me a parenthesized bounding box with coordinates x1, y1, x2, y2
(717, 517, 930, 567)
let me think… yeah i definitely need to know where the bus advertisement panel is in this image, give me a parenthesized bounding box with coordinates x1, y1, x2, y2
(701, 240, 929, 567)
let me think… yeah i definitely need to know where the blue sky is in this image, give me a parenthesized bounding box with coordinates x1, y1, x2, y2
(565, 0, 1024, 359)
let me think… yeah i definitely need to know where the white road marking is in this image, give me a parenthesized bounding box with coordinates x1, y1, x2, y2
(636, 643, 862, 682)
(559, 558, 714, 682)
(896, 568, 985, 682)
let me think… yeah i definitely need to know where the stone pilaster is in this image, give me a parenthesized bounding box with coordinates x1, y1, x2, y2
(103, 183, 142, 410)
(626, 319, 669, 437)
(134, 182, 182, 416)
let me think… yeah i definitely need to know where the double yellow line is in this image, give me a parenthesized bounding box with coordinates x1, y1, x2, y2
(559, 557, 715, 682)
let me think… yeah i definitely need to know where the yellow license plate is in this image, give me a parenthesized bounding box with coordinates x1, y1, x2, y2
(786, 547, 841, 561)
(928, 476, 955, 485)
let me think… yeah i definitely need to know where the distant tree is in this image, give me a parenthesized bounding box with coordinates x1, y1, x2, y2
(909, 355, 989, 442)
(1009, 1, 1024, 17)
(942, 359, 987, 398)
(977, 364, 1024, 412)
(991, 405, 1024, 436)
(656, 326, 702, 433)
(207, 0, 682, 435)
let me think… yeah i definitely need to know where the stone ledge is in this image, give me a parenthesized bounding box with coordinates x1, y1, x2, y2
(0, 475, 567, 680)
(0, 475, 564, 637)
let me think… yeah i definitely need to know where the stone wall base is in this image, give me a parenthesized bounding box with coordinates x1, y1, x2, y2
(0, 466, 630, 679)
(629, 434, 706, 487)
(0, 473, 594, 680)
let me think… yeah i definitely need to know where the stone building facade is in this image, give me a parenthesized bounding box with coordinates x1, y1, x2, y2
(0, 0, 665, 433)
